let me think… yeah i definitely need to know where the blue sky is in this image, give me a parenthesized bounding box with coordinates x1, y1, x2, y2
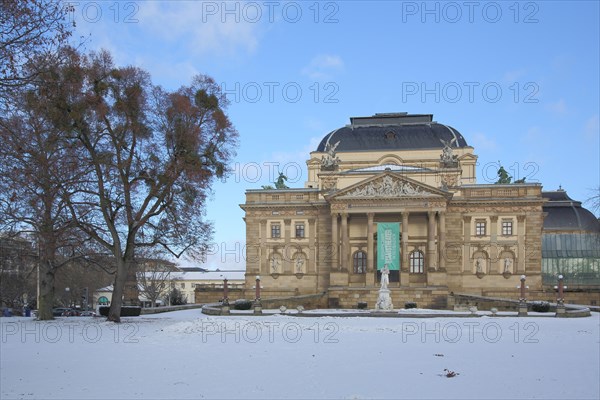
(69, 1, 600, 269)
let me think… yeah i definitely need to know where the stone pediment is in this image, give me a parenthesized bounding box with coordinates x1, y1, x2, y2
(327, 172, 449, 200)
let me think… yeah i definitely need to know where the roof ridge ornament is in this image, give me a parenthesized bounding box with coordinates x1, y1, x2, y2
(321, 140, 341, 171)
(440, 137, 459, 168)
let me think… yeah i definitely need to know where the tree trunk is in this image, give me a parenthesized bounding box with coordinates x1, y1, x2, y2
(123, 265, 140, 306)
(107, 259, 128, 323)
(37, 261, 55, 320)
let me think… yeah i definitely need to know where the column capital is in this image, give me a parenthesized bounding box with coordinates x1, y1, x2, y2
(366, 212, 374, 219)
(517, 215, 526, 222)
(490, 216, 499, 223)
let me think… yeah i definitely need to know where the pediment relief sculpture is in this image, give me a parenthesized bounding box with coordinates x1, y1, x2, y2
(343, 176, 436, 198)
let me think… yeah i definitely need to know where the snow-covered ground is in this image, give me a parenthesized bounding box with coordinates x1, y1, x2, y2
(1, 309, 599, 399)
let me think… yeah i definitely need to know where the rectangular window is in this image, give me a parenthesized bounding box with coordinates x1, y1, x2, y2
(475, 221, 486, 236)
(502, 221, 513, 236)
(295, 223, 305, 238)
(271, 224, 281, 238)
(180, 283, 185, 289)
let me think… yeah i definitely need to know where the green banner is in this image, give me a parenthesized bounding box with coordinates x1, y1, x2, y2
(377, 223, 400, 270)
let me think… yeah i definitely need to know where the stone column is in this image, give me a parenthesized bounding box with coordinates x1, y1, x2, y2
(308, 218, 316, 274)
(331, 213, 339, 270)
(490, 216, 498, 273)
(284, 219, 291, 273)
(260, 220, 267, 275)
(401, 212, 409, 272)
(463, 216, 472, 273)
(366, 213, 375, 286)
(340, 213, 349, 272)
(517, 215, 526, 273)
(438, 212, 446, 270)
(427, 211, 437, 270)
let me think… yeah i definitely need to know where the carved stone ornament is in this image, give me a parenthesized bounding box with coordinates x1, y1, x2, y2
(345, 176, 435, 198)
(321, 177, 338, 191)
(321, 140, 341, 171)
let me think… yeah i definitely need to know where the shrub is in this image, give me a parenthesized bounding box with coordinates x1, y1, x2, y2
(404, 302, 417, 309)
(531, 301, 550, 313)
(233, 299, 253, 310)
(357, 301, 368, 309)
(98, 306, 141, 317)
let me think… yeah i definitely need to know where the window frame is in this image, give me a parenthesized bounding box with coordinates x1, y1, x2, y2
(409, 250, 425, 274)
(295, 223, 305, 238)
(501, 220, 513, 236)
(353, 250, 367, 274)
(475, 220, 487, 237)
(271, 223, 281, 238)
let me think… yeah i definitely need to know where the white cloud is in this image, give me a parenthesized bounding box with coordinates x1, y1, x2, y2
(546, 99, 568, 115)
(502, 69, 527, 82)
(470, 132, 497, 151)
(136, 2, 259, 56)
(301, 54, 344, 80)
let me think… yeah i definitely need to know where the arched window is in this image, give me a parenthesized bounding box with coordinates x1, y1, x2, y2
(409, 250, 424, 273)
(353, 251, 367, 274)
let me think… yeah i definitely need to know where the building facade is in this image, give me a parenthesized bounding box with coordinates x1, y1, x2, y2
(240, 113, 594, 308)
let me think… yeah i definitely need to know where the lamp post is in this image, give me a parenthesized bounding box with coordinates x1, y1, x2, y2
(65, 287, 70, 308)
(221, 278, 230, 315)
(555, 275, 567, 316)
(253, 276, 262, 315)
(517, 275, 528, 317)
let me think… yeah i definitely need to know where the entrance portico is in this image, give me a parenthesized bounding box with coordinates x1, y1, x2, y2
(326, 171, 451, 288)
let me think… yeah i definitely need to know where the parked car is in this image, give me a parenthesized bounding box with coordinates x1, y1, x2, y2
(52, 308, 71, 317)
(79, 311, 96, 317)
(61, 309, 81, 317)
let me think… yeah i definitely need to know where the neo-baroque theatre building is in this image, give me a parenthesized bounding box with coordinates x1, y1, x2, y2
(240, 113, 599, 308)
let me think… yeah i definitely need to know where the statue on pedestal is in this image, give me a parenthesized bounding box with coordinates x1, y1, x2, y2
(375, 265, 394, 311)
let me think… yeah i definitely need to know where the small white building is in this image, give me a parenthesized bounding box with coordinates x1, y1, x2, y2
(93, 269, 246, 306)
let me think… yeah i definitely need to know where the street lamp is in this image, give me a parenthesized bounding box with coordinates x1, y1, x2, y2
(253, 276, 262, 315)
(517, 275, 528, 317)
(65, 287, 70, 308)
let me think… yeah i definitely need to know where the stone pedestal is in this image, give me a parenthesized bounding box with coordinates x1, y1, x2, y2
(518, 301, 527, 317)
(555, 303, 566, 317)
(253, 300, 262, 315)
(376, 288, 394, 310)
(221, 305, 230, 315)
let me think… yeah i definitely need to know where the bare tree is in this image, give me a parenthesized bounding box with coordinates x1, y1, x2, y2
(0, 235, 37, 310)
(0, 0, 75, 103)
(0, 52, 94, 319)
(585, 187, 600, 217)
(45, 50, 238, 322)
(136, 258, 179, 308)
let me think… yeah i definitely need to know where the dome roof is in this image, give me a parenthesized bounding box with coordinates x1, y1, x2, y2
(316, 113, 468, 152)
(542, 189, 600, 233)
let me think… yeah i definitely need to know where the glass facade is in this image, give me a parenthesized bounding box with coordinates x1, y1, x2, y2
(542, 233, 600, 286)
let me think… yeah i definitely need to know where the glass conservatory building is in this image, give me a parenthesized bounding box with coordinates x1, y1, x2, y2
(542, 189, 600, 287)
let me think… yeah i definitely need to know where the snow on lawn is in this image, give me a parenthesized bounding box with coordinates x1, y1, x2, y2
(1, 309, 599, 399)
